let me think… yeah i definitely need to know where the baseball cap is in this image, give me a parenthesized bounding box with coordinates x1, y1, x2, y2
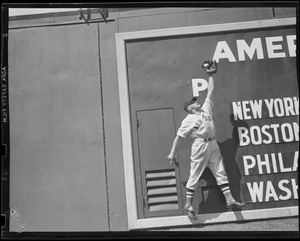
(183, 97, 197, 112)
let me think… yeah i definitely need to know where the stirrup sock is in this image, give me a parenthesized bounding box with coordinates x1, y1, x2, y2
(186, 188, 195, 198)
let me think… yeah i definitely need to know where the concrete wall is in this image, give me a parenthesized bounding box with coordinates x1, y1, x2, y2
(7, 7, 297, 231)
(9, 23, 108, 231)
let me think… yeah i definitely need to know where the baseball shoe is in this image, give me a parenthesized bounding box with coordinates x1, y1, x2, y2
(226, 200, 246, 209)
(184, 206, 197, 220)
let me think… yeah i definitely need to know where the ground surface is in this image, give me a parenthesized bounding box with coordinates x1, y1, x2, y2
(143, 217, 299, 238)
(158, 217, 299, 232)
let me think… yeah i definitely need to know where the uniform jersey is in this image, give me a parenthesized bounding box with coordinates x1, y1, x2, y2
(177, 98, 215, 140)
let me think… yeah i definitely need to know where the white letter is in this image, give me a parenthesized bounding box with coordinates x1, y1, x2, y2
(271, 153, 278, 173)
(243, 155, 256, 175)
(249, 99, 263, 119)
(257, 154, 271, 174)
(265, 181, 279, 201)
(261, 125, 273, 144)
(265, 99, 274, 118)
(286, 35, 296, 57)
(274, 98, 285, 117)
(278, 153, 292, 172)
(293, 151, 298, 171)
(270, 124, 280, 143)
(247, 182, 264, 202)
(283, 97, 296, 116)
(293, 97, 299, 115)
(213, 41, 236, 62)
(232, 102, 243, 120)
(250, 126, 262, 145)
(266, 36, 286, 58)
(238, 127, 250, 146)
(242, 101, 252, 120)
(237, 38, 264, 61)
(293, 122, 299, 141)
(281, 123, 294, 142)
(192, 78, 208, 97)
(291, 179, 298, 199)
(278, 179, 292, 200)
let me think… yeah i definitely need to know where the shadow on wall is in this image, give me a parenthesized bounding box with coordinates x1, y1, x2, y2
(219, 113, 249, 201)
(198, 113, 249, 214)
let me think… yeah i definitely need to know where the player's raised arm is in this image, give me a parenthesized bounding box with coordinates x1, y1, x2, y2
(201, 60, 217, 101)
(206, 74, 214, 101)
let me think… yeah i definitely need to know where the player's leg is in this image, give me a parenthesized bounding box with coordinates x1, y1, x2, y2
(208, 141, 246, 208)
(185, 159, 206, 220)
(185, 187, 195, 207)
(185, 142, 209, 219)
(184, 187, 196, 219)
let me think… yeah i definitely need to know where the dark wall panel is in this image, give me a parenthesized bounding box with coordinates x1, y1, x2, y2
(125, 26, 298, 217)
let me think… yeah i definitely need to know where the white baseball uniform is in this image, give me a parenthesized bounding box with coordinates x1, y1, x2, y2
(177, 98, 229, 190)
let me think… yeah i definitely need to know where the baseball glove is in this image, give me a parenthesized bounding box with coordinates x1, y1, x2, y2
(201, 60, 217, 74)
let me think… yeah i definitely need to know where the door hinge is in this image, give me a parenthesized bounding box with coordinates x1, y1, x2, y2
(137, 118, 142, 128)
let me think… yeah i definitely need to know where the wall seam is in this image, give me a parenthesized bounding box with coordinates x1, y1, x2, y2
(97, 22, 111, 231)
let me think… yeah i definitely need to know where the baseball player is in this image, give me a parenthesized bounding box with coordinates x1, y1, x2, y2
(167, 60, 245, 220)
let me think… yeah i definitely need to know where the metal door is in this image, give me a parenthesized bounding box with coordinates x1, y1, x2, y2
(136, 108, 183, 218)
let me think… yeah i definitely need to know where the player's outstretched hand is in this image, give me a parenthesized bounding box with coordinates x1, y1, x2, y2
(167, 154, 176, 166)
(201, 59, 217, 74)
